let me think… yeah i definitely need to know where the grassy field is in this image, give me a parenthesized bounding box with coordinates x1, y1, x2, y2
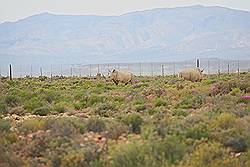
(0, 73, 250, 167)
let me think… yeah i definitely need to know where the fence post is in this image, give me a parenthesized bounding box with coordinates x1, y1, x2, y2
(9, 64, 12, 80)
(151, 63, 153, 76)
(97, 64, 100, 74)
(196, 59, 200, 68)
(70, 67, 73, 77)
(40, 67, 43, 77)
(237, 60, 240, 76)
(30, 65, 33, 77)
(161, 65, 164, 77)
(249, 60, 250, 72)
(20, 65, 22, 78)
(218, 59, 221, 75)
(60, 64, 62, 77)
(79, 67, 82, 77)
(139, 63, 142, 76)
(50, 65, 52, 78)
(89, 64, 91, 77)
(227, 62, 230, 74)
(208, 60, 210, 75)
(173, 62, 176, 76)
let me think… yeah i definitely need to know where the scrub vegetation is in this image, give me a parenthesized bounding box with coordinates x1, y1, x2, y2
(0, 73, 249, 167)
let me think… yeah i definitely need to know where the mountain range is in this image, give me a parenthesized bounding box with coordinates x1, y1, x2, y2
(0, 5, 250, 65)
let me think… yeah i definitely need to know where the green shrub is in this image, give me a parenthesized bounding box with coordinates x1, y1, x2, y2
(110, 136, 187, 167)
(185, 124, 210, 140)
(224, 137, 247, 153)
(33, 107, 50, 116)
(95, 102, 116, 117)
(121, 114, 143, 134)
(0, 119, 11, 132)
(86, 117, 106, 133)
(213, 113, 236, 129)
(147, 108, 160, 115)
(24, 97, 45, 112)
(230, 88, 242, 96)
(106, 121, 129, 140)
(153, 98, 167, 107)
(177, 142, 241, 167)
(43, 91, 59, 104)
(4, 95, 20, 107)
(141, 124, 157, 140)
(134, 104, 146, 112)
(73, 101, 86, 110)
(48, 139, 104, 167)
(175, 95, 204, 109)
(8, 106, 26, 115)
(87, 95, 105, 107)
(17, 119, 45, 134)
(0, 100, 7, 114)
(53, 104, 68, 114)
(0, 146, 23, 167)
(45, 118, 78, 137)
(172, 108, 188, 117)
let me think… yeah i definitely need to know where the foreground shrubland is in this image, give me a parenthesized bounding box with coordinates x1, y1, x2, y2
(0, 73, 250, 167)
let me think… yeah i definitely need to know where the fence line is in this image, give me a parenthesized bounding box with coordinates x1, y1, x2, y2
(0, 58, 250, 79)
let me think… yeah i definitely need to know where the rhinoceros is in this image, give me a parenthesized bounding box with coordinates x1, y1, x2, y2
(108, 69, 133, 85)
(179, 68, 204, 82)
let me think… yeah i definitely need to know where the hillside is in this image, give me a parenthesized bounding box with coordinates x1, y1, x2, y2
(0, 5, 250, 65)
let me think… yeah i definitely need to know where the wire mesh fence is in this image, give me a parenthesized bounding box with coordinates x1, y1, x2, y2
(0, 58, 249, 78)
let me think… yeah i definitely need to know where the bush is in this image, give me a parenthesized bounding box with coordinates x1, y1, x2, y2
(0, 146, 23, 167)
(110, 136, 187, 167)
(134, 104, 146, 112)
(147, 108, 160, 115)
(4, 95, 20, 107)
(45, 118, 79, 137)
(230, 88, 242, 96)
(53, 104, 68, 114)
(185, 124, 209, 140)
(224, 137, 247, 153)
(17, 119, 46, 134)
(86, 117, 106, 133)
(87, 95, 106, 107)
(73, 101, 86, 110)
(0, 119, 11, 132)
(106, 121, 129, 140)
(43, 91, 59, 104)
(213, 113, 236, 129)
(175, 95, 204, 109)
(172, 108, 188, 117)
(95, 102, 116, 117)
(121, 114, 143, 134)
(33, 107, 50, 116)
(177, 142, 241, 167)
(0, 100, 7, 114)
(24, 97, 46, 112)
(153, 98, 167, 107)
(48, 139, 105, 167)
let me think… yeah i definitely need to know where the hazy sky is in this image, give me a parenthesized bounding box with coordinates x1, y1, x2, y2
(1, 0, 250, 22)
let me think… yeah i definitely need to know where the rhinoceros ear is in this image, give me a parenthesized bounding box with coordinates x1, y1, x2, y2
(112, 69, 116, 72)
(201, 69, 204, 73)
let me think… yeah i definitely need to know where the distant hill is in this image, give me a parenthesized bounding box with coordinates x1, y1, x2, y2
(0, 5, 250, 65)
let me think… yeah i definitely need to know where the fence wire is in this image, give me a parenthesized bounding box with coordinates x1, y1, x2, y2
(0, 59, 249, 78)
